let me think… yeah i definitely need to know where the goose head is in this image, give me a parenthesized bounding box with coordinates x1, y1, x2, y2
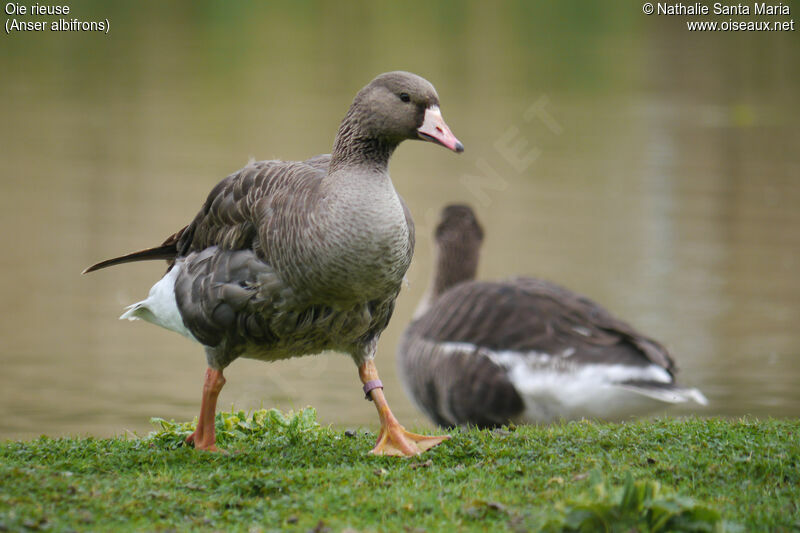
(358, 71, 464, 153)
(436, 204, 484, 249)
(332, 72, 463, 169)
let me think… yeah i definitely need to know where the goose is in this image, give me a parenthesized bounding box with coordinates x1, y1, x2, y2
(397, 205, 707, 428)
(83, 72, 463, 456)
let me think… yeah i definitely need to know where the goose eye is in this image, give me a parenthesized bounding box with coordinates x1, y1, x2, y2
(399, 92, 411, 103)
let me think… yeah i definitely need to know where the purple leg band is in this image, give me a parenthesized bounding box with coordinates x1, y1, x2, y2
(363, 379, 383, 400)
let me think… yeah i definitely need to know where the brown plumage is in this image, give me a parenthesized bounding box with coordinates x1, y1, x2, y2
(84, 72, 463, 455)
(398, 205, 707, 428)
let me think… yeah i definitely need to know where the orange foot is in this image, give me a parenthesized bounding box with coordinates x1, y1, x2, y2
(359, 359, 450, 457)
(185, 430, 223, 453)
(370, 421, 450, 457)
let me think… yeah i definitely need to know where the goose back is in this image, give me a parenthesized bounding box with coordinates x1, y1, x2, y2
(409, 278, 674, 370)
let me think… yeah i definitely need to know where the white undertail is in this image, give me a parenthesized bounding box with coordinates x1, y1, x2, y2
(120, 262, 198, 342)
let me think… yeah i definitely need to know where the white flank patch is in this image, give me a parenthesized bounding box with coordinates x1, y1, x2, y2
(433, 340, 706, 423)
(120, 262, 198, 342)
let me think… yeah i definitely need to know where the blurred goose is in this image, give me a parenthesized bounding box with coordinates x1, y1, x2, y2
(398, 205, 707, 428)
(84, 72, 463, 456)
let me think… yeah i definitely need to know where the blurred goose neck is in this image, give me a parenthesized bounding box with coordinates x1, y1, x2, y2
(414, 239, 481, 319)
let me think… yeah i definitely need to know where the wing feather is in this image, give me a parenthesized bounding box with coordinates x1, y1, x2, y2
(83, 156, 331, 273)
(176, 156, 330, 257)
(409, 278, 675, 372)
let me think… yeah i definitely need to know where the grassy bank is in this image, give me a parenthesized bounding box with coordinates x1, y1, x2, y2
(1, 409, 798, 532)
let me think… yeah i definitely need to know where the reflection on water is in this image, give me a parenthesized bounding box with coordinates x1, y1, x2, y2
(1, 2, 798, 439)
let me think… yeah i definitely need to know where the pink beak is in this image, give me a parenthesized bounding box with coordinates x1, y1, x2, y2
(417, 106, 464, 153)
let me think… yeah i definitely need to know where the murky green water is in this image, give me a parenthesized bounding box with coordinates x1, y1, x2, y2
(1, 2, 798, 439)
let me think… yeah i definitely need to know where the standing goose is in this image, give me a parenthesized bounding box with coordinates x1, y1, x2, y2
(398, 205, 707, 428)
(84, 72, 463, 456)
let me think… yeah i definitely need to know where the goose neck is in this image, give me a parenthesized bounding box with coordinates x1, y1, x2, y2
(329, 106, 397, 173)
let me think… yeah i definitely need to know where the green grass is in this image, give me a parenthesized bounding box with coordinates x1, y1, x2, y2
(1, 409, 798, 532)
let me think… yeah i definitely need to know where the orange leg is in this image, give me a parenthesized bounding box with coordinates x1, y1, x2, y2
(358, 360, 449, 457)
(185, 367, 226, 452)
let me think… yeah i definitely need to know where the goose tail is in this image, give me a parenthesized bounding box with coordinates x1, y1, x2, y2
(82, 244, 178, 274)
